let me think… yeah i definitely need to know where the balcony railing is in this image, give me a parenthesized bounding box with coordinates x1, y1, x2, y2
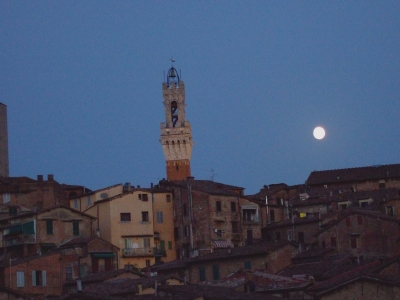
(243, 213, 259, 224)
(4, 234, 36, 246)
(123, 247, 154, 257)
(154, 248, 166, 257)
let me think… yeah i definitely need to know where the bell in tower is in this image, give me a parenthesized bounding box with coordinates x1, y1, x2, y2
(160, 63, 193, 181)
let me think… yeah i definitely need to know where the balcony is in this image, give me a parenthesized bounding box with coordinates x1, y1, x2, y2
(154, 248, 166, 257)
(4, 234, 36, 246)
(123, 247, 154, 257)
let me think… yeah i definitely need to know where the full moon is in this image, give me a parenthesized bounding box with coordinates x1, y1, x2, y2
(313, 127, 325, 140)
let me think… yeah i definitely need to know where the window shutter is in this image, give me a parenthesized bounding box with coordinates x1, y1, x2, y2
(42, 270, 46, 286)
(17, 271, 24, 287)
(199, 267, 206, 281)
(32, 271, 36, 286)
(212, 264, 219, 280)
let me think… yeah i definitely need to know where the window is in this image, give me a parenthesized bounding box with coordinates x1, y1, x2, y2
(231, 221, 239, 233)
(346, 217, 351, 226)
(32, 270, 46, 286)
(199, 266, 206, 281)
(386, 206, 395, 217)
(46, 220, 53, 235)
(160, 240, 165, 250)
(231, 201, 236, 212)
(174, 227, 179, 240)
(146, 260, 150, 267)
(212, 264, 220, 280)
(166, 194, 171, 202)
(157, 211, 164, 223)
(351, 237, 357, 249)
(216, 201, 222, 212)
(321, 240, 326, 248)
(139, 194, 148, 201)
(244, 261, 252, 270)
(331, 236, 337, 247)
(87, 196, 91, 206)
(9, 207, 17, 216)
(124, 238, 132, 249)
(357, 215, 363, 225)
(142, 211, 149, 222)
(185, 225, 189, 237)
(216, 229, 222, 238)
(120, 213, 131, 222)
(243, 207, 259, 223)
(287, 230, 293, 241)
(3, 193, 10, 204)
(73, 221, 79, 236)
(168, 241, 173, 250)
(270, 209, 275, 222)
(379, 180, 386, 189)
(98, 259, 105, 271)
(298, 232, 304, 244)
(65, 267, 73, 281)
(16, 271, 24, 287)
(143, 238, 150, 248)
(183, 204, 187, 216)
(100, 193, 108, 199)
(339, 203, 347, 211)
(74, 199, 78, 209)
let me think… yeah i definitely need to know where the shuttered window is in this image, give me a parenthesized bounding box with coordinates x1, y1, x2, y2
(212, 264, 219, 280)
(46, 220, 53, 235)
(32, 270, 46, 286)
(16, 271, 24, 287)
(199, 266, 206, 281)
(73, 221, 79, 236)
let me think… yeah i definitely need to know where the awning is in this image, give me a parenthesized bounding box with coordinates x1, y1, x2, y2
(213, 240, 231, 249)
(92, 253, 115, 258)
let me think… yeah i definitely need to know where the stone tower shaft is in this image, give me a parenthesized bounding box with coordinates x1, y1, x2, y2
(160, 67, 193, 180)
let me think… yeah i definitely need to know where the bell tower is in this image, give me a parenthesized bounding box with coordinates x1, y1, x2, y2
(160, 64, 193, 180)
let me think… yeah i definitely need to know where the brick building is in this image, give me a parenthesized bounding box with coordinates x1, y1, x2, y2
(317, 209, 400, 258)
(151, 241, 297, 284)
(159, 178, 262, 258)
(0, 175, 87, 213)
(306, 163, 400, 191)
(0, 205, 95, 258)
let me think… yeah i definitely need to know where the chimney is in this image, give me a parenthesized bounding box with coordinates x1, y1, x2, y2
(37, 175, 43, 182)
(47, 174, 54, 181)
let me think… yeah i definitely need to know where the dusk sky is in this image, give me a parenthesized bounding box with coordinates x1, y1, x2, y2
(1, 1, 399, 195)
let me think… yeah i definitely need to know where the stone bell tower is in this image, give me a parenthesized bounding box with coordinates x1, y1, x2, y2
(160, 65, 193, 180)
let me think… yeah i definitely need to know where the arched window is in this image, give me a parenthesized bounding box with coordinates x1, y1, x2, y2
(171, 101, 178, 127)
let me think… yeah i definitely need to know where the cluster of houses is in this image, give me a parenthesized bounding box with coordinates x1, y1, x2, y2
(0, 163, 399, 299)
